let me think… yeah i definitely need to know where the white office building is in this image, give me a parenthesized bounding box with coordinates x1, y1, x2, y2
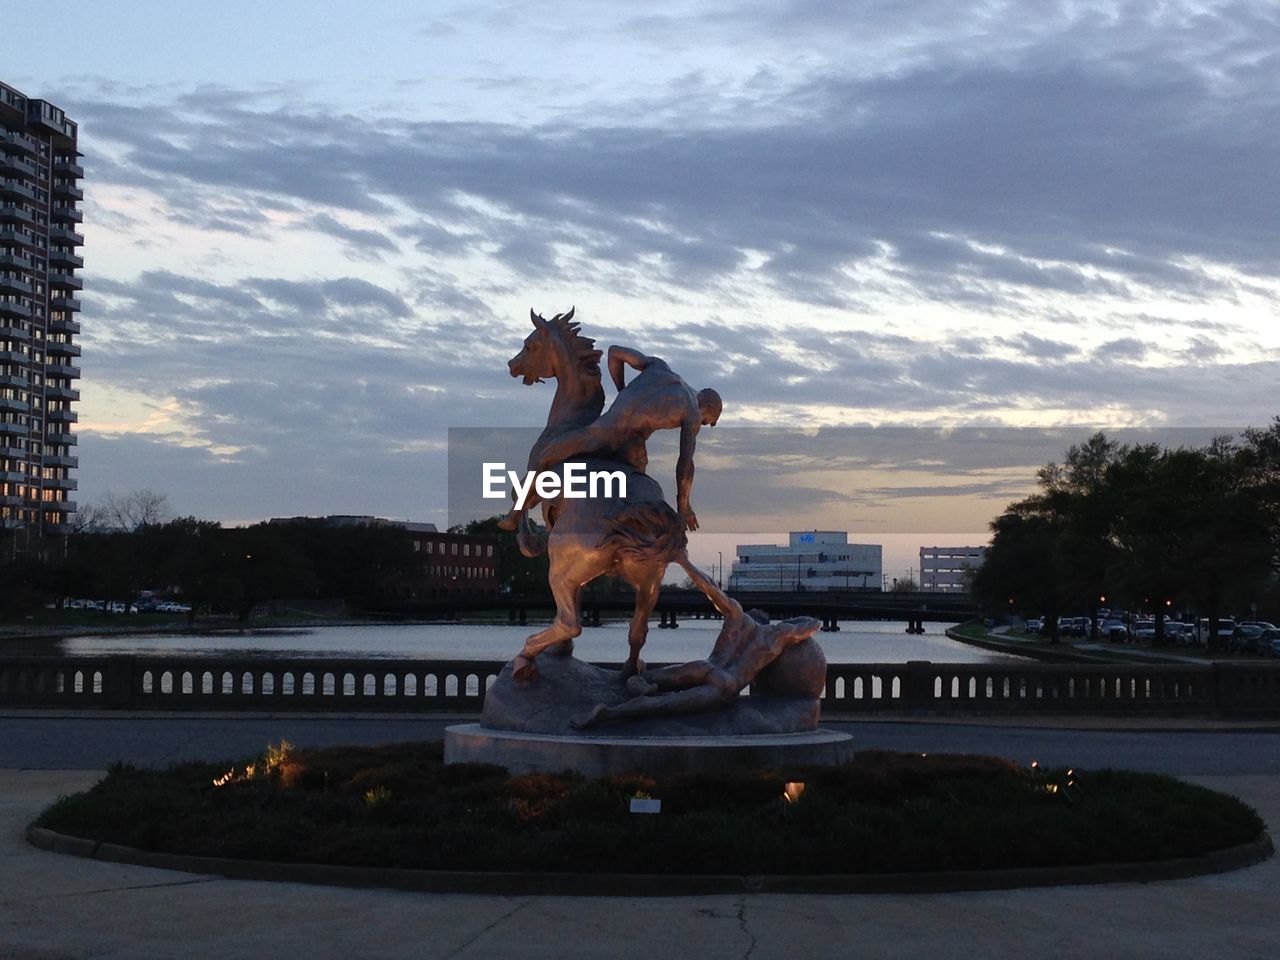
(919, 545, 986, 593)
(731, 531, 882, 592)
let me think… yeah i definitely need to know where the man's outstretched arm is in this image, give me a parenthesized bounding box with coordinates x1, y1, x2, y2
(607, 345, 650, 392)
(676, 420, 699, 530)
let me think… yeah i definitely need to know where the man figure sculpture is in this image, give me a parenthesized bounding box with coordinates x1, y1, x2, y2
(571, 555, 822, 729)
(499, 345, 721, 532)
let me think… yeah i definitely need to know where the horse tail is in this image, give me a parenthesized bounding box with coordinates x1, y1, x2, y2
(599, 503, 688, 561)
(516, 510, 548, 558)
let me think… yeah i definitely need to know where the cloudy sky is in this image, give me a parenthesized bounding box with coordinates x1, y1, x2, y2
(6, 1, 1279, 576)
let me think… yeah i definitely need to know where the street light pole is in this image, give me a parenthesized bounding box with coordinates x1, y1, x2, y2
(718, 551, 723, 589)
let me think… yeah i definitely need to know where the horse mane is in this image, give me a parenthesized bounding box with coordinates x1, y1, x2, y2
(545, 309, 603, 375)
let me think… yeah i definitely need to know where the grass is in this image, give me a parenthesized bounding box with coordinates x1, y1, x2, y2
(35, 742, 1265, 876)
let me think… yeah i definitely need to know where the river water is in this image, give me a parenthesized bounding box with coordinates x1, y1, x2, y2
(17, 620, 1021, 664)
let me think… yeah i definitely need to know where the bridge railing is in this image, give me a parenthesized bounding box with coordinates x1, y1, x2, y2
(2, 655, 1278, 715)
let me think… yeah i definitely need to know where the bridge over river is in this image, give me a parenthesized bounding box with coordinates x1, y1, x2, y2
(373, 589, 980, 631)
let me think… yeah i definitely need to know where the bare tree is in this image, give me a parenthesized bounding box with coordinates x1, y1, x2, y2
(77, 490, 172, 532)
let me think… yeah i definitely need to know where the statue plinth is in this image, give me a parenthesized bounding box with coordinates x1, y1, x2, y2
(480, 652, 822, 738)
(444, 724, 855, 778)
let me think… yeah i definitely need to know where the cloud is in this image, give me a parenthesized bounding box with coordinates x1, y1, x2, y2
(48, 3, 1280, 524)
(69, 16, 1280, 310)
(301, 213, 400, 260)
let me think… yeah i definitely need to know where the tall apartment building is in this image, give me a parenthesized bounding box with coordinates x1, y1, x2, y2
(0, 82, 82, 542)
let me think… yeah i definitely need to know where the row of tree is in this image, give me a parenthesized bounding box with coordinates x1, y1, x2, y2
(974, 421, 1280, 645)
(1, 501, 554, 620)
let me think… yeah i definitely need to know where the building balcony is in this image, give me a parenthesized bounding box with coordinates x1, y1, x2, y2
(0, 323, 30, 341)
(0, 204, 36, 226)
(50, 205, 83, 224)
(53, 181, 84, 201)
(48, 317, 80, 336)
(0, 420, 28, 436)
(1, 131, 39, 156)
(0, 493, 25, 507)
(44, 384, 78, 401)
(0, 178, 37, 202)
(0, 443, 26, 459)
(44, 499, 77, 513)
(49, 225, 83, 246)
(0, 274, 33, 296)
(45, 362, 79, 379)
(43, 476, 77, 491)
(44, 430, 76, 446)
(0, 300, 33, 319)
(0, 373, 29, 388)
(49, 295, 80, 312)
(0, 154, 38, 179)
(48, 249, 84, 269)
(0, 396, 30, 414)
(54, 159, 84, 178)
(0, 252, 34, 270)
(0, 470, 24, 484)
(0, 227, 37, 248)
(46, 407, 77, 423)
(49, 271, 82, 291)
(42, 453, 77, 468)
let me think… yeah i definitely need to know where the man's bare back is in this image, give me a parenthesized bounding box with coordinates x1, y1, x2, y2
(499, 346, 721, 531)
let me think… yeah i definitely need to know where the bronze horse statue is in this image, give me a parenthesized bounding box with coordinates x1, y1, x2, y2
(506, 308, 687, 684)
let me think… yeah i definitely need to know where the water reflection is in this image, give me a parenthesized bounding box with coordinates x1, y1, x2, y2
(17, 620, 1021, 666)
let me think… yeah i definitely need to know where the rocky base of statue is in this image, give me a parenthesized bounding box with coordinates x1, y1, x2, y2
(480, 637, 828, 738)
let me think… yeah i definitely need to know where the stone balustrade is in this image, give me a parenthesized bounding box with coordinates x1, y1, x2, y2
(1, 655, 1278, 715)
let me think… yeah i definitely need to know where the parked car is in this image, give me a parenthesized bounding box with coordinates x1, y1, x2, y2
(1131, 620, 1157, 642)
(1061, 616, 1092, 638)
(1266, 628, 1280, 658)
(1099, 618, 1129, 642)
(1230, 624, 1267, 654)
(1197, 618, 1238, 646)
(1165, 622, 1196, 646)
(1025, 618, 1043, 634)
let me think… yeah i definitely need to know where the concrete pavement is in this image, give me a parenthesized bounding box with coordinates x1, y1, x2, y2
(1, 708, 1278, 958)
(2, 747, 1280, 958)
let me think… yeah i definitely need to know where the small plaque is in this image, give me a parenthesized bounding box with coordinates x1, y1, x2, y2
(629, 798, 661, 814)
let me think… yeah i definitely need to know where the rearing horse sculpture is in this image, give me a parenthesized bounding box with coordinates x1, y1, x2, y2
(506, 308, 687, 684)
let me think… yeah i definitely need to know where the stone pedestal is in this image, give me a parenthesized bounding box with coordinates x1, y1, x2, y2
(446, 650, 853, 776)
(444, 723, 855, 777)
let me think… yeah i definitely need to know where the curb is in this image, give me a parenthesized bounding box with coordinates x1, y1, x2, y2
(26, 825, 1274, 897)
(945, 626, 1115, 663)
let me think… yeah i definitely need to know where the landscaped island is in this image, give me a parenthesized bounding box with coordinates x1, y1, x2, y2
(34, 742, 1267, 886)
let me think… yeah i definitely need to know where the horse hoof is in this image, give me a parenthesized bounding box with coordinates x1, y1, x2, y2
(621, 656, 644, 678)
(548, 639, 575, 658)
(512, 655, 539, 685)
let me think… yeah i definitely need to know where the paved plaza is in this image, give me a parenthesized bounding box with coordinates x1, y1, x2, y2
(1, 714, 1278, 959)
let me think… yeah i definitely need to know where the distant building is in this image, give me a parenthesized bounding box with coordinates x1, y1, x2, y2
(269, 515, 498, 598)
(1, 82, 83, 541)
(731, 531, 882, 592)
(405, 525, 498, 598)
(919, 545, 986, 593)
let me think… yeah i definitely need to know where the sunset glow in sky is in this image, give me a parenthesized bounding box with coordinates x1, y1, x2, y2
(6, 1, 1279, 576)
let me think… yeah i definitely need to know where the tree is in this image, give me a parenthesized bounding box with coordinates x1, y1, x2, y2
(73, 489, 172, 535)
(451, 516, 549, 595)
(1038, 433, 1123, 638)
(975, 498, 1065, 641)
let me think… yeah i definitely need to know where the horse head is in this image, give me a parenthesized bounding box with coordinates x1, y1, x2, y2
(508, 308, 570, 385)
(509, 306, 605, 423)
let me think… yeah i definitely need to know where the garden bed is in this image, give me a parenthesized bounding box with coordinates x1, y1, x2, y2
(33, 741, 1269, 888)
